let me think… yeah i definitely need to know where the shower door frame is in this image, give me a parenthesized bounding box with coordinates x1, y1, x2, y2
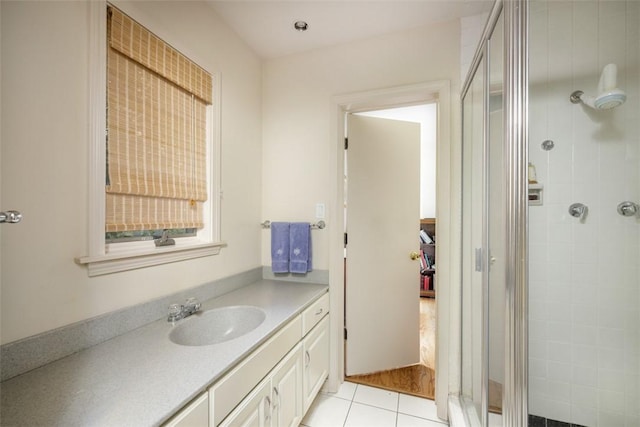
(502, 0, 528, 425)
(459, 0, 529, 425)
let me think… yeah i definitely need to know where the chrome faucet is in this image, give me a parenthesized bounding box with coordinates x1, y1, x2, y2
(167, 297, 201, 323)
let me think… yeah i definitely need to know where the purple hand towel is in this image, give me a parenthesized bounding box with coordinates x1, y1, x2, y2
(289, 222, 312, 274)
(271, 222, 290, 273)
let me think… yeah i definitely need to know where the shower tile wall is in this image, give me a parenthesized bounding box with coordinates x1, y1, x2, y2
(528, 1, 639, 427)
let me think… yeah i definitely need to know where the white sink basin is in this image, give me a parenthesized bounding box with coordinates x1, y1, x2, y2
(169, 305, 266, 346)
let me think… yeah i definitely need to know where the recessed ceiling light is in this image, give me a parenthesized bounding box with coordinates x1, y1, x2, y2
(294, 21, 309, 32)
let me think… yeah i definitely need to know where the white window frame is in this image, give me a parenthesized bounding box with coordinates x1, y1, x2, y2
(76, 1, 225, 276)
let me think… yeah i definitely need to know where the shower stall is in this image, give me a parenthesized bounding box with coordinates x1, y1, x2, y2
(460, 0, 639, 426)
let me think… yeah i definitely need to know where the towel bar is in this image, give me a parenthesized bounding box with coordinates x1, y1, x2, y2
(261, 220, 326, 230)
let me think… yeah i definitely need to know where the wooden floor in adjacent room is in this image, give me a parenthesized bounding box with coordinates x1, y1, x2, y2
(346, 297, 436, 400)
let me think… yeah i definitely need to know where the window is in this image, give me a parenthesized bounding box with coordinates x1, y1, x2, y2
(77, 2, 224, 276)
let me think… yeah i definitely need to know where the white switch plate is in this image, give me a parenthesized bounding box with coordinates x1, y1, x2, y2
(315, 203, 325, 219)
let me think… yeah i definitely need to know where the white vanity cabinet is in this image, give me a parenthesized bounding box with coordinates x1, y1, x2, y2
(270, 344, 303, 427)
(211, 292, 329, 427)
(302, 316, 330, 413)
(220, 344, 303, 427)
(218, 377, 272, 427)
(165, 392, 209, 427)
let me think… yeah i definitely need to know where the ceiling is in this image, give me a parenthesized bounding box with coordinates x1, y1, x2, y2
(207, 1, 494, 59)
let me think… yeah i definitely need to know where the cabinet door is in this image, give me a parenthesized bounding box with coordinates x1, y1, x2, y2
(302, 316, 330, 412)
(164, 392, 209, 427)
(219, 380, 271, 427)
(271, 344, 303, 427)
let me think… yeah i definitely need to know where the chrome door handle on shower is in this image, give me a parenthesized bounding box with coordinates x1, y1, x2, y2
(0, 210, 22, 224)
(617, 201, 639, 217)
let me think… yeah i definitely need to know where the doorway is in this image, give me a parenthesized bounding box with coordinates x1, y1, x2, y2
(329, 81, 453, 420)
(343, 104, 437, 399)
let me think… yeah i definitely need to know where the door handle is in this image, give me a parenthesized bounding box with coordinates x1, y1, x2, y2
(0, 210, 22, 224)
(409, 251, 420, 260)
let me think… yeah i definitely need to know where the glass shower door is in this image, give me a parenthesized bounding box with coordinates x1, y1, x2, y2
(461, 51, 485, 425)
(487, 12, 505, 425)
(460, 6, 505, 426)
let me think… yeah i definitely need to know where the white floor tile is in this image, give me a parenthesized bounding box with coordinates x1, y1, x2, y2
(301, 394, 351, 427)
(352, 384, 399, 412)
(397, 413, 448, 427)
(488, 413, 502, 427)
(344, 402, 397, 427)
(398, 394, 439, 421)
(322, 381, 358, 401)
(305, 383, 450, 427)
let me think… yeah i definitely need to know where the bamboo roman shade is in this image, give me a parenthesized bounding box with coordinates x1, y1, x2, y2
(106, 5, 212, 233)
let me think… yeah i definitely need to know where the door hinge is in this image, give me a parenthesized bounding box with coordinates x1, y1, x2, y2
(344, 232, 348, 246)
(344, 328, 348, 340)
(344, 137, 349, 150)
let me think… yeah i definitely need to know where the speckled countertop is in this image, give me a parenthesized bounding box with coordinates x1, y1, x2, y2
(0, 280, 328, 427)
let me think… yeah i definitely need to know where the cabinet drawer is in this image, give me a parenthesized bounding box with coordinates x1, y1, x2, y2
(302, 293, 329, 336)
(211, 315, 302, 426)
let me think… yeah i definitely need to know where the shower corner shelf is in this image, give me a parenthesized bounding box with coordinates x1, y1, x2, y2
(528, 183, 543, 206)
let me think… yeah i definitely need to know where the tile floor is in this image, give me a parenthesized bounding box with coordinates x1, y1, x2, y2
(301, 381, 449, 427)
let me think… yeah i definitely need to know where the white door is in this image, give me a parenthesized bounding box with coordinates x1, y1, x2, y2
(345, 114, 421, 376)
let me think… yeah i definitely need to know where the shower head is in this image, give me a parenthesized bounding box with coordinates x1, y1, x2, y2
(570, 63, 627, 110)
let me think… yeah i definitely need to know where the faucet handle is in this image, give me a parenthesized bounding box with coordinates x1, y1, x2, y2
(184, 297, 201, 311)
(168, 303, 183, 322)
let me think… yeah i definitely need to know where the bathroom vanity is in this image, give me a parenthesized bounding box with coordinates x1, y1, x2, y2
(168, 293, 329, 427)
(0, 280, 329, 426)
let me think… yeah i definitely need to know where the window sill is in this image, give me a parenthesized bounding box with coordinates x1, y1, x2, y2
(75, 241, 227, 276)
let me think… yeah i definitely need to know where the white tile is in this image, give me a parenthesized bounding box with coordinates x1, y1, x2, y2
(301, 394, 351, 427)
(352, 384, 399, 412)
(547, 361, 572, 383)
(323, 381, 358, 401)
(571, 384, 598, 407)
(572, 344, 597, 368)
(572, 365, 598, 387)
(547, 380, 571, 402)
(571, 324, 597, 346)
(548, 341, 572, 363)
(597, 369, 626, 393)
(571, 404, 598, 427)
(488, 413, 502, 427)
(344, 402, 396, 427)
(546, 321, 572, 343)
(397, 395, 439, 421)
(396, 413, 448, 427)
(598, 389, 626, 414)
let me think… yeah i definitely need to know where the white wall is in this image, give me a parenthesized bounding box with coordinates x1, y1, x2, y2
(0, 1, 263, 344)
(460, 13, 490, 84)
(528, 1, 640, 426)
(261, 20, 461, 269)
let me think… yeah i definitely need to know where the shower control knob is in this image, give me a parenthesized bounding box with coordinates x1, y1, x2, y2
(617, 201, 638, 217)
(568, 203, 588, 220)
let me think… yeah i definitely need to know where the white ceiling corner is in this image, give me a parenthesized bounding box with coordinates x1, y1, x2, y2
(206, 0, 494, 59)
